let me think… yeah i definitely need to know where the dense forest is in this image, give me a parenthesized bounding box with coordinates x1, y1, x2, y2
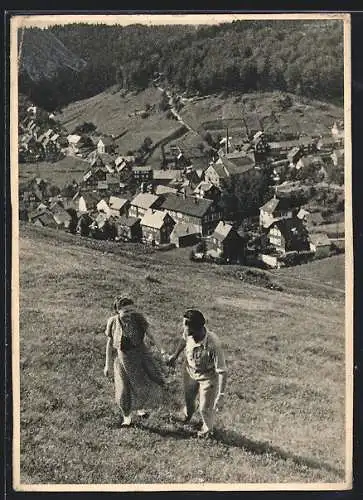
(19, 20, 344, 110)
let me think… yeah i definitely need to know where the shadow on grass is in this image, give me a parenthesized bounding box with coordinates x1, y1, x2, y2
(136, 417, 343, 477)
(213, 428, 344, 477)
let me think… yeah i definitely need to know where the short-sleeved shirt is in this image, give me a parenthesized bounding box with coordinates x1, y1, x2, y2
(183, 329, 227, 381)
(105, 315, 123, 351)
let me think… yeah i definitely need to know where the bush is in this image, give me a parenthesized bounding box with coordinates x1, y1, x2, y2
(73, 121, 97, 134)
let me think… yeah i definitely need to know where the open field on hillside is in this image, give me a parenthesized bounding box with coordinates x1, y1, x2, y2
(148, 130, 212, 170)
(58, 87, 182, 154)
(18, 156, 90, 187)
(271, 255, 346, 295)
(310, 222, 345, 237)
(180, 91, 344, 139)
(18, 224, 346, 485)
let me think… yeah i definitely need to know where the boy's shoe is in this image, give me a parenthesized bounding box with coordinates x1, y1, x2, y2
(137, 410, 150, 418)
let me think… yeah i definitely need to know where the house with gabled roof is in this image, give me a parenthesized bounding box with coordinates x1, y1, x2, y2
(108, 196, 130, 217)
(104, 173, 121, 192)
(259, 195, 300, 229)
(90, 152, 115, 173)
(140, 209, 176, 245)
(268, 137, 317, 157)
(153, 169, 183, 186)
(29, 209, 58, 229)
(76, 213, 93, 236)
(97, 136, 116, 154)
(267, 218, 310, 255)
(193, 181, 221, 201)
(67, 134, 83, 155)
(160, 192, 222, 236)
(49, 202, 73, 229)
(133, 166, 153, 183)
(96, 199, 110, 216)
(82, 165, 108, 187)
(115, 216, 142, 242)
(170, 222, 201, 248)
(204, 163, 229, 188)
(73, 191, 101, 213)
(89, 213, 116, 240)
(114, 156, 133, 180)
(129, 193, 162, 218)
(208, 220, 245, 263)
(205, 155, 255, 188)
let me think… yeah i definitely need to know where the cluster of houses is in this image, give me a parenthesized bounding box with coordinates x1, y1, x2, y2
(19, 99, 344, 268)
(219, 120, 344, 185)
(18, 103, 125, 165)
(21, 175, 341, 267)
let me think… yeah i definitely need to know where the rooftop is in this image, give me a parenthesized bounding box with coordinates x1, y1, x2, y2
(212, 221, 234, 241)
(131, 193, 160, 210)
(270, 217, 307, 239)
(160, 192, 214, 218)
(109, 196, 129, 211)
(260, 195, 300, 213)
(140, 209, 173, 229)
(98, 136, 114, 146)
(67, 134, 82, 144)
(115, 215, 140, 227)
(153, 169, 183, 181)
(170, 222, 200, 238)
(219, 155, 255, 175)
(155, 185, 178, 195)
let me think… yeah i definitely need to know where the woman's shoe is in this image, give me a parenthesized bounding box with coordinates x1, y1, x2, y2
(197, 429, 214, 439)
(120, 415, 132, 427)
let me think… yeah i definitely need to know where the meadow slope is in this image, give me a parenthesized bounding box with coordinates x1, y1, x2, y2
(179, 91, 343, 139)
(57, 87, 182, 154)
(19, 226, 346, 485)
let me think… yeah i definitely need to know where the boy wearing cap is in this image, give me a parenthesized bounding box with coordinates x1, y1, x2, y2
(167, 309, 227, 438)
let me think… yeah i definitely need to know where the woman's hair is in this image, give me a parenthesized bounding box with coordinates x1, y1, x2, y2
(183, 309, 205, 331)
(113, 296, 134, 312)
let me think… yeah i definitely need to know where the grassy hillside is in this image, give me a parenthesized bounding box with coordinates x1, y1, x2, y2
(58, 87, 182, 154)
(180, 91, 344, 140)
(59, 87, 343, 151)
(19, 156, 90, 187)
(18, 224, 346, 485)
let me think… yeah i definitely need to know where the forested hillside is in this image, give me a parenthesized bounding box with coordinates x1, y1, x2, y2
(19, 20, 344, 110)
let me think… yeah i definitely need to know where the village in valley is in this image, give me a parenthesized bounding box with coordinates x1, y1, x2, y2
(16, 18, 349, 487)
(18, 80, 345, 271)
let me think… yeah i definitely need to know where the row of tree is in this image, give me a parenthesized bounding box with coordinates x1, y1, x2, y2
(19, 20, 344, 110)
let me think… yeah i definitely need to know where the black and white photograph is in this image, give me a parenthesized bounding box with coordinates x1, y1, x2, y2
(10, 12, 352, 491)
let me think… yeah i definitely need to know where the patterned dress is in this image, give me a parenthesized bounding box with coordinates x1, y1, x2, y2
(105, 308, 167, 414)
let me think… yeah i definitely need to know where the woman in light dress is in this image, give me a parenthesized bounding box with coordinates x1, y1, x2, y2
(104, 296, 168, 427)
